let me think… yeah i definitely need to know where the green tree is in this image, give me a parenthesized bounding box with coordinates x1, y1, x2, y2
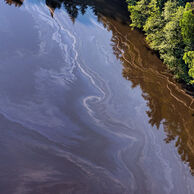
(128, 0, 150, 28)
(180, 3, 194, 51)
(183, 51, 194, 84)
(160, 6, 187, 80)
(143, 0, 165, 50)
(126, 0, 194, 85)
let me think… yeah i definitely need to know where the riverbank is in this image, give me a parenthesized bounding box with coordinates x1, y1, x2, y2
(126, 0, 194, 88)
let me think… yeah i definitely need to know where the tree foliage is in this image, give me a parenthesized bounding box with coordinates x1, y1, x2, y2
(183, 51, 194, 84)
(127, 0, 194, 85)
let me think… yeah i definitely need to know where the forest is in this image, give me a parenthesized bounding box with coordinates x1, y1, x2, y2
(127, 0, 194, 85)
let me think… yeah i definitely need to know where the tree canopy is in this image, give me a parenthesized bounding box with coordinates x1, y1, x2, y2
(127, 0, 194, 85)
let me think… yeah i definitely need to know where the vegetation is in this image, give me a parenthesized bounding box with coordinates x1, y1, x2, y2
(127, 0, 194, 85)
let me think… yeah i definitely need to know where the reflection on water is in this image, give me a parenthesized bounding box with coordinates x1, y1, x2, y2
(6, 0, 194, 175)
(101, 17, 194, 174)
(5, 0, 129, 22)
(1, 0, 194, 193)
(5, 0, 24, 7)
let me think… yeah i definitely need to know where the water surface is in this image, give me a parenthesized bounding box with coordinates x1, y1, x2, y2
(0, 0, 194, 193)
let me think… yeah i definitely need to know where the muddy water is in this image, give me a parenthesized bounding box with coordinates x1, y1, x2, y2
(0, 0, 194, 193)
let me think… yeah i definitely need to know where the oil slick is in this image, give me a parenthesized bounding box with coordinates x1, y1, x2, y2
(0, 0, 194, 193)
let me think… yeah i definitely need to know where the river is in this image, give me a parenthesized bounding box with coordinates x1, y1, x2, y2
(0, 0, 194, 193)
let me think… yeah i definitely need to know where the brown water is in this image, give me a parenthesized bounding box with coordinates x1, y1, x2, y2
(0, 0, 194, 193)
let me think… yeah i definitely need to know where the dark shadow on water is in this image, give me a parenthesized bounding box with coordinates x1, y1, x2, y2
(5, 0, 24, 7)
(4, 0, 129, 24)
